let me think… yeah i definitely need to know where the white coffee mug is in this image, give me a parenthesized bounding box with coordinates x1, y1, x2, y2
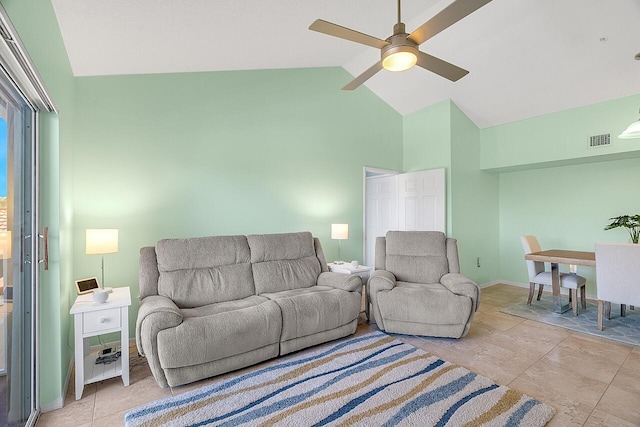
(93, 288, 109, 304)
(351, 260, 359, 268)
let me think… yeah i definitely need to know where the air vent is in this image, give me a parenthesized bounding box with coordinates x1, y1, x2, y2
(589, 133, 611, 148)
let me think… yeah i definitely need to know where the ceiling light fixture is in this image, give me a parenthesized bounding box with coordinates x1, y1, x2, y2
(381, 24, 418, 71)
(619, 108, 640, 139)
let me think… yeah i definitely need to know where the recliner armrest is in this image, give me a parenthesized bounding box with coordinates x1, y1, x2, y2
(317, 272, 362, 292)
(368, 270, 396, 292)
(441, 273, 480, 311)
(367, 270, 397, 330)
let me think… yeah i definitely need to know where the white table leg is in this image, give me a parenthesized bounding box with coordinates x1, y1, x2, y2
(74, 315, 84, 400)
(121, 306, 130, 386)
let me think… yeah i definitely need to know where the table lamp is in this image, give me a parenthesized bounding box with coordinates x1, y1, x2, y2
(86, 229, 118, 287)
(331, 223, 348, 264)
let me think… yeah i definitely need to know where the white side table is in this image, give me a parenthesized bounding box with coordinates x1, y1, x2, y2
(328, 263, 373, 321)
(70, 286, 131, 400)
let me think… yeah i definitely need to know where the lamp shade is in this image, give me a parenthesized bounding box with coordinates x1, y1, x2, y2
(331, 224, 348, 240)
(86, 229, 119, 255)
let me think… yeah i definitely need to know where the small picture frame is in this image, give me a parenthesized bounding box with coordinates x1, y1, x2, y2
(75, 277, 100, 295)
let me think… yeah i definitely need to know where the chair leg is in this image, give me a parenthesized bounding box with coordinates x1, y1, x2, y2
(605, 301, 611, 320)
(598, 300, 604, 331)
(572, 290, 578, 316)
(580, 286, 586, 309)
(568, 290, 572, 303)
(631, 305, 635, 310)
(621, 304, 626, 317)
(527, 283, 535, 305)
(537, 284, 544, 301)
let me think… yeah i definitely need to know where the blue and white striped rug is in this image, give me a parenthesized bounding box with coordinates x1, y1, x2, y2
(125, 331, 555, 426)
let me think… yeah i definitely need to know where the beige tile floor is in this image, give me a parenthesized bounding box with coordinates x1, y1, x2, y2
(36, 284, 640, 426)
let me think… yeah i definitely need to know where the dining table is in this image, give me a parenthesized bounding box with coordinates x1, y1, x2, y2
(524, 249, 596, 313)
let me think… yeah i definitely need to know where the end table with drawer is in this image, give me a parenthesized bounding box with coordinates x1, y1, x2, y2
(70, 286, 131, 400)
(327, 263, 373, 321)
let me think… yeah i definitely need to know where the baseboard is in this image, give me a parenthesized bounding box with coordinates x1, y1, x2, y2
(41, 356, 73, 413)
(46, 337, 138, 412)
(482, 280, 598, 300)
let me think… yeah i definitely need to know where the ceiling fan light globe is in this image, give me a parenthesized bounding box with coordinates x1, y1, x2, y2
(382, 42, 418, 72)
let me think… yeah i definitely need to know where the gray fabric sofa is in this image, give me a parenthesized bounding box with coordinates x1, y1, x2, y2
(136, 231, 362, 388)
(368, 231, 480, 338)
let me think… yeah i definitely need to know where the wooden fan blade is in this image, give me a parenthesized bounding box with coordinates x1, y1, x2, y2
(409, 0, 492, 45)
(416, 51, 469, 81)
(310, 19, 389, 49)
(342, 61, 383, 90)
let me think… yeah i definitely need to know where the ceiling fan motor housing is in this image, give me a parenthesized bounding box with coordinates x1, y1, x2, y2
(382, 23, 418, 71)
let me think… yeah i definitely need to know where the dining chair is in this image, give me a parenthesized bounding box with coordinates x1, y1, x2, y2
(594, 242, 640, 330)
(520, 235, 587, 315)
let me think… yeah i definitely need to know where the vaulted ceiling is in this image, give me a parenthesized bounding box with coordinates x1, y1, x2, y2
(51, 0, 640, 128)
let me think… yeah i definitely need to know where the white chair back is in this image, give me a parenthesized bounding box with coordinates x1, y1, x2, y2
(595, 242, 640, 306)
(520, 235, 545, 281)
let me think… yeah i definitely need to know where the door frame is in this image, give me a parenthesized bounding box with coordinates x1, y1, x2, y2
(0, 4, 57, 425)
(362, 167, 400, 265)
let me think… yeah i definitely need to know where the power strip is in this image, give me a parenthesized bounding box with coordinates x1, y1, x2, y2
(95, 351, 121, 365)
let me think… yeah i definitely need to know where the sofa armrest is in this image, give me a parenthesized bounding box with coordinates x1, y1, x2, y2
(317, 271, 362, 292)
(136, 295, 183, 388)
(136, 295, 183, 355)
(441, 273, 481, 311)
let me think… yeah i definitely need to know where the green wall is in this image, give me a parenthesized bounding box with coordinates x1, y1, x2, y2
(450, 103, 499, 284)
(4, 0, 640, 410)
(0, 0, 76, 409)
(481, 94, 640, 171)
(498, 158, 640, 296)
(71, 68, 404, 338)
(402, 100, 499, 283)
(483, 94, 640, 296)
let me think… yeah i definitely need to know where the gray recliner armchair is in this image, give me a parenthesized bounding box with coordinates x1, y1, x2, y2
(368, 231, 480, 338)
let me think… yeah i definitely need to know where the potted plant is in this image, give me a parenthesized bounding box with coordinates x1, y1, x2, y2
(604, 214, 640, 243)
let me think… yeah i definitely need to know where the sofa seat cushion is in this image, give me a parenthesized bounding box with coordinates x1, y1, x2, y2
(378, 281, 473, 326)
(156, 298, 281, 369)
(180, 295, 271, 318)
(262, 286, 360, 341)
(248, 232, 321, 294)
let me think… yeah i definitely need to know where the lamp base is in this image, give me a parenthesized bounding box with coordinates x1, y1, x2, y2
(333, 260, 345, 264)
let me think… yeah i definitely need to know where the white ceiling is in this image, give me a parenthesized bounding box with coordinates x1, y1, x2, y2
(51, 0, 640, 128)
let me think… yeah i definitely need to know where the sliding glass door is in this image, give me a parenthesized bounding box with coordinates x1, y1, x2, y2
(0, 68, 36, 426)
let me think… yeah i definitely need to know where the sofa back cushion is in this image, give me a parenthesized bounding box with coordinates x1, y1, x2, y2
(156, 235, 254, 308)
(385, 231, 449, 283)
(248, 232, 321, 294)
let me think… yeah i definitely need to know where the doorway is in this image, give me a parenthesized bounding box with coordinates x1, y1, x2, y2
(0, 70, 36, 427)
(363, 167, 446, 266)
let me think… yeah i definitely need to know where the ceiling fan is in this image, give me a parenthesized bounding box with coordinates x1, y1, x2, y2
(309, 0, 492, 90)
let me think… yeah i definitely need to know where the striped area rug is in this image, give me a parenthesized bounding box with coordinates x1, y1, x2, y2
(125, 331, 555, 426)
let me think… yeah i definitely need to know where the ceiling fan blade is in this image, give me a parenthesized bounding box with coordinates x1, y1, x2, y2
(310, 19, 389, 49)
(416, 51, 469, 81)
(409, 0, 492, 45)
(342, 61, 383, 90)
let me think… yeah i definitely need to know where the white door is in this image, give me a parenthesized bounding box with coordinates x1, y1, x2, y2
(364, 175, 398, 267)
(398, 169, 445, 232)
(364, 168, 446, 266)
